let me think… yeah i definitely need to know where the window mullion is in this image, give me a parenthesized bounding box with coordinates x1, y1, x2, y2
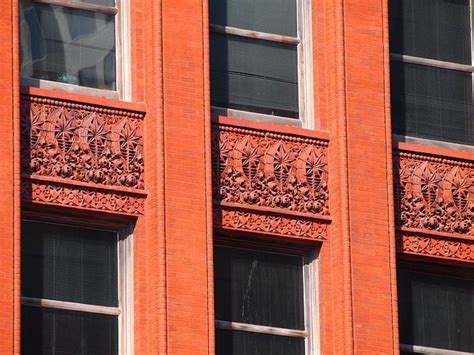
(215, 320, 308, 339)
(33, 0, 118, 15)
(210, 24, 300, 45)
(390, 53, 474, 73)
(21, 296, 121, 316)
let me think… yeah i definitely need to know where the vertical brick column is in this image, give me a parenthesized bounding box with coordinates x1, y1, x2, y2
(162, 0, 213, 353)
(0, 1, 20, 354)
(341, 0, 398, 353)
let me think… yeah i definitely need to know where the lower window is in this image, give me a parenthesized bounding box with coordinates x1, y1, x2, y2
(21, 221, 132, 355)
(214, 243, 316, 355)
(398, 267, 474, 354)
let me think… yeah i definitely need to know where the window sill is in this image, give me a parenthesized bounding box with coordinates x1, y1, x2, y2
(20, 86, 145, 113)
(393, 134, 474, 159)
(21, 77, 121, 101)
(212, 106, 304, 128)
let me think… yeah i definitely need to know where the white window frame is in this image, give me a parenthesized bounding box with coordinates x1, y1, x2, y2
(20, 0, 132, 101)
(214, 245, 320, 354)
(20, 221, 134, 355)
(210, 0, 314, 129)
(389, 0, 474, 147)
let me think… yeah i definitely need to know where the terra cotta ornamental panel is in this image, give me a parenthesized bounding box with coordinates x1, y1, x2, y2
(394, 149, 473, 262)
(20, 93, 145, 215)
(212, 121, 330, 241)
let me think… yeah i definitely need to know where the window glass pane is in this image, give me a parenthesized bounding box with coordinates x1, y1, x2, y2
(398, 270, 474, 352)
(389, 0, 471, 64)
(20, 0, 116, 90)
(211, 33, 299, 118)
(21, 221, 118, 307)
(215, 246, 304, 330)
(216, 329, 304, 355)
(209, 0, 297, 37)
(390, 61, 473, 145)
(21, 306, 118, 355)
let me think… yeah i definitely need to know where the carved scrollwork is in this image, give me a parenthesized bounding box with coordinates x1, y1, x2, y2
(215, 207, 328, 241)
(212, 123, 330, 241)
(394, 151, 473, 236)
(397, 234, 473, 262)
(21, 95, 145, 189)
(213, 125, 329, 216)
(22, 180, 145, 215)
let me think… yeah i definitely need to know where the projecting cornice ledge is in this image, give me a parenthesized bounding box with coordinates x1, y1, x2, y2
(20, 88, 146, 216)
(212, 117, 330, 242)
(393, 142, 473, 263)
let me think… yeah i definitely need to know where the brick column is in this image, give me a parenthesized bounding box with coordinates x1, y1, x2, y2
(162, 0, 213, 353)
(0, 1, 20, 354)
(340, 0, 398, 353)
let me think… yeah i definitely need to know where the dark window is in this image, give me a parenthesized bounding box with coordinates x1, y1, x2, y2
(398, 269, 474, 353)
(214, 245, 310, 355)
(209, 0, 306, 120)
(389, 0, 474, 145)
(21, 221, 121, 355)
(20, 0, 117, 90)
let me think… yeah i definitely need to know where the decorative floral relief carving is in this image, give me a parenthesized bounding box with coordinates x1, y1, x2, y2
(213, 125, 329, 215)
(397, 234, 473, 262)
(215, 207, 328, 241)
(394, 151, 473, 236)
(21, 95, 145, 189)
(22, 180, 145, 215)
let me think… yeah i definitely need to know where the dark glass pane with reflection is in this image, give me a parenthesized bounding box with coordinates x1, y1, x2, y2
(390, 61, 473, 145)
(389, 0, 471, 64)
(22, 306, 118, 355)
(21, 221, 118, 307)
(216, 329, 304, 355)
(210, 33, 298, 118)
(398, 270, 474, 352)
(209, 0, 296, 37)
(215, 246, 304, 330)
(20, 0, 116, 90)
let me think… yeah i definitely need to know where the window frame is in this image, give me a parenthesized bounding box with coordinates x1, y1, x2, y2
(214, 238, 320, 354)
(397, 261, 474, 355)
(20, 220, 134, 355)
(20, 0, 132, 101)
(389, 0, 474, 147)
(209, 0, 314, 129)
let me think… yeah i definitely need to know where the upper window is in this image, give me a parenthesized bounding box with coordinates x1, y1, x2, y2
(209, 0, 313, 127)
(20, 0, 127, 99)
(389, 0, 473, 146)
(21, 221, 132, 355)
(214, 244, 317, 354)
(398, 268, 474, 354)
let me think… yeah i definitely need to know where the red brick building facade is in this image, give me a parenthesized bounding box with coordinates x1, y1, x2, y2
(0, 0, 472, 354)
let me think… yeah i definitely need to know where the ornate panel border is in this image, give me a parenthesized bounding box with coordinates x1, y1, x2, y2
(213, 118, 330, 241)
(397, 231, 473, 263)
(394, 145, 473, 262)
(21, 90, 146, 216)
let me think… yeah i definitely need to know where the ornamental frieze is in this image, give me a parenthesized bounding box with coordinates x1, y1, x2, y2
(213, 124, 329, 215)
(21, 94, 144, 189)
(397, 233, 473, 263)
(393, 151, 473, 236)
(20, 93, 146, 216)
(212, 121, 330, 241)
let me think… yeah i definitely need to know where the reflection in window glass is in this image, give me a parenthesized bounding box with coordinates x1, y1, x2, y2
(398, 269, 474, 353)
(20, 0, 116, 90)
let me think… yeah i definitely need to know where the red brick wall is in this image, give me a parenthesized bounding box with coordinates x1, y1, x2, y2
(340, 0, 398, 353)
(0, 0, 20, 354)
(161, 0, 214, 353)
